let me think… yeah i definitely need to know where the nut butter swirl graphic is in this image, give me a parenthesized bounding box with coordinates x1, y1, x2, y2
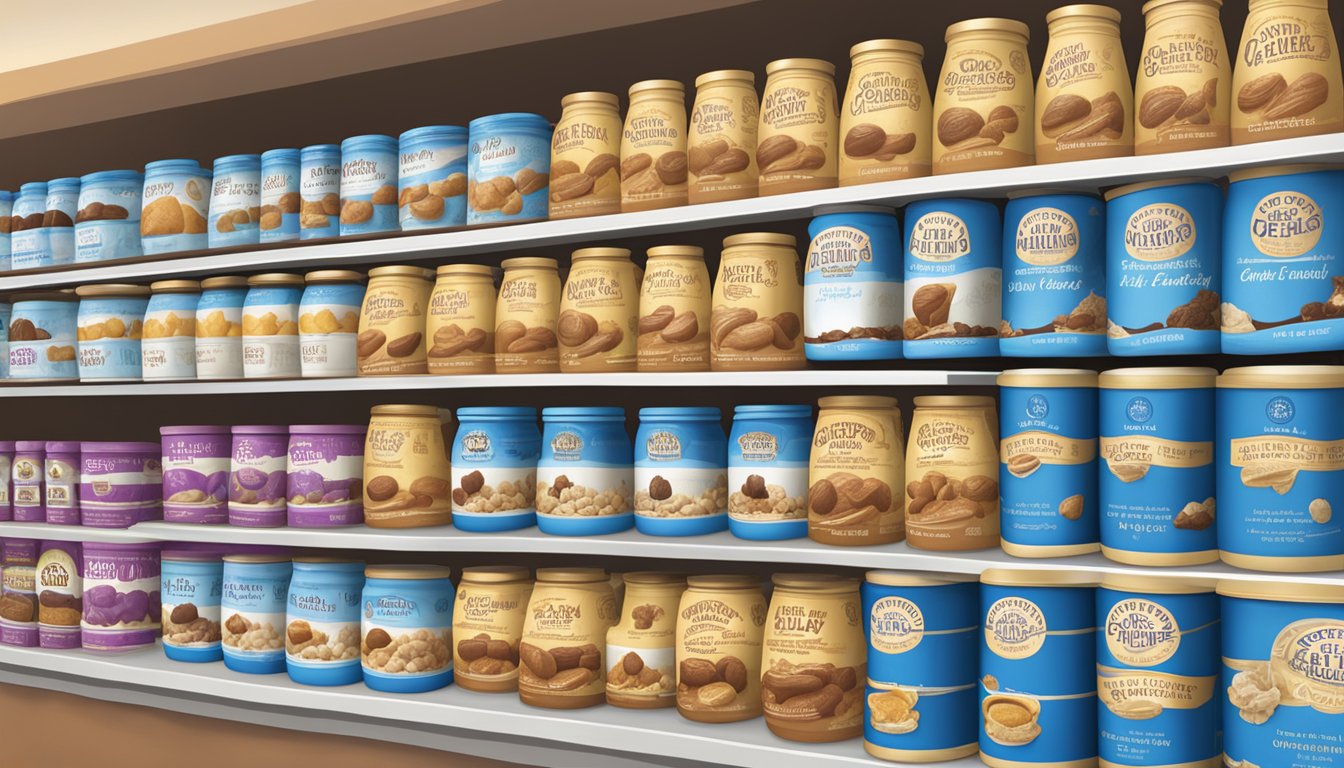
(1225, 618, 1344, 725)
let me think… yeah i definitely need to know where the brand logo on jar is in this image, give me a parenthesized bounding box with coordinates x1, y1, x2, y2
(985, 596, 1048, 660)
(762, 86, 822, 129)
(1105, 598, 1181, 667)
(1126, 397, 1154, 424)
(531, 597, 581, 632)
(681, 598, 744, 628)
(551, 431, 585, 461)
(1125, 204, 1196, 262)
(367, 427, 408, 462)
(1243, 20, 1331, 67)
(462, 429, 493, 456)
(737, 431, 779, 462)
(39, 560, 73, 588)
(908, 213, 970, 262)
(773, 602, 826, 634)
(869, 596, 925, 654)
(807, 227, 873, 277)
(1265, 396, 1296, 425)
(1026, 395, 1050, 420)
(1271, 619, 1344, 711)
(1250, 191, 1323, 257)
(944, 53, 1015, 94)
(645, 430, 683, 461)
(851, 71, 922, 114)
(1016, 207, 1079, 265)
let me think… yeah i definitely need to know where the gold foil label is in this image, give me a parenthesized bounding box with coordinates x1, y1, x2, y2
(1228, 436, 1344, 470)
(1104, 599, 1181, 667)
(1250, 190, 1324, 257)
(869, 595, 925, 655)
(1124, 204, 1196, 262)
(984, 596, 1048, 660)
(1100, 436, 1213, 470)
(1002, 430, 1097, 465)
(1271, 619, 1344, 713)
(1097, 666, 1216, 713)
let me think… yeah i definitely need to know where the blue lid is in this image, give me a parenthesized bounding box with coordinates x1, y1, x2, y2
(542, 406, 625, 421)
(18, 181, 48, 196)
(400, 125, 468, 144)
(301, 144, 340, 160)
(261, 148, 300, 164)
(639, 407, 721, 421)
(341, 134, 397, 153)
(0, 191, 12, 202)
(468, 112, 552, 134)
(458, 406, 537, 420)
(732, 404, 813, 418)
(213, 154, 261, 171)
(292, 558, 365, 572)
(47, 177, 80, 191)
(145, 158, 205, 173)
(80, 170, 143, 185)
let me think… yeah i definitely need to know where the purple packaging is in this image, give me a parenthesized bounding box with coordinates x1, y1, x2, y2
(161, 426, 230, 524)
(44, 441, 80, 525)
(12, 441, 45, 522)
(37, 541, 81, 649)
(81, 541, 161, 651)
(230, 426, 288, 528)
(80, 441, 164, 528)
(0, 441, 14, 521)
(287, 425, 366, 527)
(0, 538, 39, 646)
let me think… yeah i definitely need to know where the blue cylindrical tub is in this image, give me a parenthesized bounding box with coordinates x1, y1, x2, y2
(9, 182, 49, 270)
(221, 554, 292, 674)
(338, 135, 399, 236)
(805, 206, 904, 361)
(260, 148, 300, 243)
(207, 154, 261, 249)
(161, 550, 224, 663)
(634, 407, 728, 536)
(903, 198, 1002, 359)
(299, 144, 341, 240)
(286, 558, 364, 686)
(398, 125, 468, 230)
(452, 406, 541, 532)
(74, 284, 151, 381)
(361, 565, 455, 693)
(536, 407, 632, 535)
(75, 170, 143, 263)
(467, 113, 552, 227)
(727, 404, 813, 540)
(140, 159, 211, 255)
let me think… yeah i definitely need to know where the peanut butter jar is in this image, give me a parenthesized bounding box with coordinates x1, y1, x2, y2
(676, 574, 767, 723)
(357, 266, 432, 376)
(550, 92, 622, 220)
(427, 264, 494, 375)
(621, 80, 688, 213)
(606, 572, 686, 709)
(637, 245, 711, 372)
(808, 396, 905, 547)
(1036, 5, 1134, 164)
(362, 404, 453, 528)
(519, 568, 618, 709)
(761, 574, 866, 743)
(933, 19, 1034, 175)
(689, 70, 760, 204)
(453, 566, 534, 693)
(841, 40, 932, 184)
(757, 59, 839, 195)
(905, 396, 1000, 551)
(1135, 0, 1231, 154)
(559, 247, 638, 373)
(710, 233, 805, 372)
(494, 257, 560, 374)
(1232, 0, 1344, 144)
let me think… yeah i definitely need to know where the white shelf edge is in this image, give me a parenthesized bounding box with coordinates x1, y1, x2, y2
(2, 133, 1341, 293)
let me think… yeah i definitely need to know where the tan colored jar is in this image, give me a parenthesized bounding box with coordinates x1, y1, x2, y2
(362, 404, 453, 528)
(1135, 0, 1231, 154)
(762, 574, 866, 743)
(1232, 0, 1344, 144)
(558, 247, 638, 373)
(550, 92, 622, 220)
(688, 70, 759, 204)
(710, 233, 805, 372)
(494, 256, 560, 374)
(606, 572, 686, 709)
(808, 396, 906, 547)
(356, 265, 432, 376)
(905, 395, 1000, 551)
(841, 40, 932, 184)
(621, 80, 688, 213)
(757, 59, 839, 195)
(637, 245, 711, 372)
(933, 19, 1034, 175)
(427, 264, 494, 375)
(453, 566, 534, 693)
(518, 568, 617, 709)
(1036, 5, 1134, 164)
(676, 574, 767, 724)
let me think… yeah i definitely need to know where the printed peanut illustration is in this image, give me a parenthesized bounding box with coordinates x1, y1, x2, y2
(551, 155, 619, 202)
(905, 283, 998, 341)
(677, 655, 750, 710)
(1040, 91, 1127, 147)
(1139, 79, 1220, 134)
(162, 602, 222, 646)
(983, 694, 1042, 745)
(635, 473, 727, 518)
(457, 632, 521, 677)
(451, 469, 536, 513)
(469, 168, 547, 215)
(807, 472, 894, 529)
(710, 307, 801, 352)
(558, 309, 624, 359)
(398, 173, 467, 222)
(937, 104, 1021, 152)
(608, 650, 672, 694)
(536, 474, 630, 517)
(519, 641, 602, 691)
(760, 658, 862, 723)
(364, 473, 452, 514)
(1237, 72, 1329, 122)
(494, 319, 557, 356)
(364, 627, 452, 674)
(905, 471, 997, 524)
(299, 193, 341, 230)
(729, 473, 805, 520)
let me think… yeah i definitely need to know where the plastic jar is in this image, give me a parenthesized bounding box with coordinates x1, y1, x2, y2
(558, 247, 638, 372)
(978, 570, 1098, 767)
(605, 572, 685, 709)
(37, 541, 82, 650)
(8, 182, 49, 269)
(298, 269, 364, 378)
(453, 565, 533, 693)
(549, 92, 623, 219)
(194, 275, 248, 380)
(1000, 191, 1107, 356)
(1036, 5, 1133, 163)
(676, 574, 767, 723)
(686, 71, 758, 204)
(43, 441, 80, 525)
(806, 207, 903, 360)
(398, 125, 468, 230)
(259, 147, 300, 243)
(636, 245, 711, 372)
(932, 19, 1033, 175)
(633, 407, 728, 536)
(140, 159, 210, 255)
(427, 264, 495, 374)
(808, 396, 905, 546)
(710, 232, 805, 371)
(840, 40, 930, 184)
(862, 570, 979, 762)
(43, 177, 77, 264)
(0, 191, 11, 270)
(12, 441, 46, 522)
(1232, 0, 1344, 144)
(287, 425, 366, 528)
(161, 550, 223, 662)
(1096, 576, 1219, 767)
(0, 539, 39, 646)
(80, 542, 160, 652)
(7, 292, 79, 381)
(467, 113, 552, 226)
(1135, 0, 1230, 154)
(535, 407, 632, 536)
(229, 426, 288, 527)
(357, 265, 432, 375)
(141, 279, 200, 381)
(242, 273, 303, 379)
(79, 441, 162, 528)
(1099, 367, 1217, 566)
(361, 564, 455, 693)
(0, 301, 8, 378)
(75, 170, 143, 262)
(74, 283, 150, 381)
(451, 407, 540, 532)
(299, 144, 341, 239)
(727, 404, 813, 540)
(1104, 178, 1223, 355)
(519, 568, 617, 709)
(621, 80, 689, 212)
(0, 440, 13, 520)
(363, 405, 453, 528)
(1216, 365, 1344, 572)
(221, 554, 292, 674)
(906, 396, 1001, 551)
(161, 425, 230, 524)
(285, 558, 363, 686)
(338, 134, 399, 236)
(757, 59, 839, 195)
(903, 198, 1002, 358)
(997, 369, 1100, 558)
(207, 154, 261, 248)
(494, 256, 560, 373)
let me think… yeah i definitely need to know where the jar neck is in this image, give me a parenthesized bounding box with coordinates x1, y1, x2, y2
(561, 103, 621, 119)
(946, 30, 1028, 49)
(852, 50, 923, 67)
(630, 90, 684, 105)
(1047, 17, 1122, 38)
(1145, 0, 1221, 27)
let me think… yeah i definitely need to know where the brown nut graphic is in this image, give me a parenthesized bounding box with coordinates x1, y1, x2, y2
(287, 619, 314, 645)
(912, 283, 956, 326)
(516, 167, 548, 196)
(409, 194, 445, 221)
(937, 107, 986, 146)
(585, 153, 619, 179)
(718, 656, 748, 693)
(688, 139, 729, 174)
(698, 681, 738, 707)
(756, 134, 798, 170)
(461, 470, 485, 495)
(743, 474, 769, 500)
(400, 184, 429, 208)
(341, 199, 374, 224)
(1263, 72, 1330, 120)
(1059, 494, 1084, 521)
(649, 475, 672, 501)
(960, 475, 998, 502)
(621, 153, 652, 180)
(622, 652, 644, 676)
(558, 310, 599, 347)
(458, 638, 488, 661)
(844, 123, 888, 156)
(551, 159, 581, 178)
(520, 642, 558, 679)
(1040, 94, 1092, 137)
(356, 329, 386, 358)
(988, 105, 1019, 132)
(371, 184, 397, 205)
(711, 307, 757, 347)
(660, 312, 699, 344)
(809, 479, 838, 516)
(763, 670, 826, 701)
(541, 667, 593, 691)
(365, 628, 392, 650)
(702, 148, 750, 175)
(278, 192, 300, 214)
(386, 332, 422, 358)
(655, 152, 688, 186)
(638, 305, 676, 335)
(550, 173, 595, 202)
(1006, 454, 1042, 478)
(225, 613, 248, 636)
(680, 658, 718, 687)
(486, 639, 513, 660)
(721, 321, 776, 351)
(409, 476, 451, 499)
(170, 603, 198, 624)
(1238, 73, 1288, 113)
(1139, 85, 1186, 128)
(365, 475, 399, 502)
(141, 196, 185, 236)
(495, 320, 527, 353)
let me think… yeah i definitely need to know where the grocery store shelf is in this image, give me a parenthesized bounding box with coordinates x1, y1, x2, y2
(2, 133, 1341, 293)
(0, 644, 956, 768)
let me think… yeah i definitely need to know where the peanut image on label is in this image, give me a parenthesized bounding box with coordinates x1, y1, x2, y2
(1173, 497, 1215, 531)
(1058, 494, 1083, 520)
(1107, 462, 1150, 483)
(868, 688, 919, 734)
(1227, 664, 1279, 725)
(982, 693, 1041, 746)
(1006, 453, 1041, 478)
(1309, 498, 1332, 524)
(1239, 460, 1298, 495)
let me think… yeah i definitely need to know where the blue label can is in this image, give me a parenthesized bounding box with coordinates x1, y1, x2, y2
(805, 206, 903, 361)
(195, 276, 248, 380)
(399, 125, 468, 230)
(8, 295, 79, 381)
(536, 407, 633, 536)
(452, 407, 541, 532)
(634, 407, 728, 536)
(162, 550, 223, 663)
(727, 405, 813, 540)
(207, 154, 261, 249)
(9, 182, 50, 270)
(339, 135, 399, 236)
(141, 159, 211, 256)
(361, 565, 455, 693)
(467, 113, 552, 227)
(286, 558, 364, 686)
(260, 148, 300, 243)
(141, 282, 200, 381)
(75, 170, 143, 263)
(44, 177, 79, 266)
(903, 198, 1002, 359)
(299, 144, 341, 240)
(221, 555, 292, 674)
(74, 285, 151, 381)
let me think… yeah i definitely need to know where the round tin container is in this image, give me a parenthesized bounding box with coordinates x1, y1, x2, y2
(451, 407, 540, 532)
(805, 206, 904, 361)
(634, 407, 728, 536)
(222, 554, 292, 674)
(361, 564, 455, 693)
(285, 558, 364, 686)
(536, 407, 633, 536)
(727, 404, 814, 541)
(903, 198, 1002, 359)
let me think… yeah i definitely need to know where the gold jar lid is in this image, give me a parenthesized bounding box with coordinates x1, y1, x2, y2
(304, 269, 365, 284)
(1100, 574, 1214, 594)
(722, 232, 796, 249)
(687, 574, 762, 590)
(369, 404, 441, 418)
(945, 18, 1031, 42)
(9, 290, 78, 303)
(980, 568, 1097, 587)
(818, 395, 900, 410)
(245, 273, 302, 287)
(435, 264, 494, 278)
(1217, 365, 1344, 390)
(75, 284, 151, 299)
(150, 279, 202, 293)
(646, 245, 704, 260)
(997, 369, 1099, 388)
(629, 79, 685, 97)
(1046, 4, 1122, 24)
(560, 91, 620, 109)
(772, 573, 859, 593)
(1104, 176, 1217, 201)
(694, 69, 755, 88)
(223, 553, 290, 564)
(200, 276, 248, 290)
(813, 204, 897, 217)
(913, 395, 996, 408)
(1216, 579, 1344, 603)
(1006, 188, 1101, 200)
(1142, 0, 1222, 14)
(536, 567, 608, 583)
(293, 556, 362, 565)
(865, 569, 980, 586)
(1098, 367, 1216, 389)
(765, 58, 836, 77)
(367, 265, 433, 281)
(1227, 163, 1343, 184)
(572, 247, 632, 262)
(460, 565, 531, 584)
(1249, 0, 1325, 8)
(849, 39, 925, 59)
(366, 564, 453, 580)
(623, 571, 687, 585)
(501, 256, 558, 271)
